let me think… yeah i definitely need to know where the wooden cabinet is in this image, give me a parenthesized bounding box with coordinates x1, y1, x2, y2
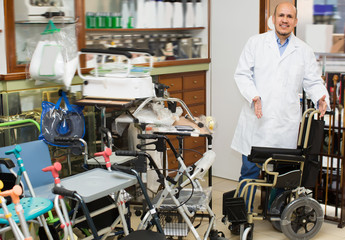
(158, 71, 207, 169)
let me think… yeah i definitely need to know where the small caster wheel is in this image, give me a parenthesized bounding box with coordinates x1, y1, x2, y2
(135, 210, 141, 216)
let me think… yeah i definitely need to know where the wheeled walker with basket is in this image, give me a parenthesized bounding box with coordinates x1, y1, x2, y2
(222, 108, 325, 240)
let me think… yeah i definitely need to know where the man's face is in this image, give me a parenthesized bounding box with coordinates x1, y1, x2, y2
(272, 3, 298, 38)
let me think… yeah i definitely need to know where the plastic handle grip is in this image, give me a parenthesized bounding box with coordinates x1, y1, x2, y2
(80, 48, 132, 58)
(54, 137, 80, 142)
(0, 185, 22, 204)
(5, 145, 22, 159)
(42, 162, 62, 179)
(108, 47, 155, 56)
(115, 150, 138, 157)
(52, 186, 76, 198)
(137, 134, 159, 140)
(94, 148, 112, 163)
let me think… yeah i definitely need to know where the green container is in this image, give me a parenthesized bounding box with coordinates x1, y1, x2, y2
(86, 12, 96, 29)
(105, 13, 113, 28)
(96, 12, 106, 28)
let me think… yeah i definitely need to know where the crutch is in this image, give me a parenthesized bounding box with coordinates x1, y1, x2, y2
(42, 163, 75, 240)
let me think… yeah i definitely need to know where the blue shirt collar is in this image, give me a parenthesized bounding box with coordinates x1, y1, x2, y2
(275, 33, 291, 56)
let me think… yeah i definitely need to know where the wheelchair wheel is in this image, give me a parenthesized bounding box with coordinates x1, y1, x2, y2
(241, 224, 253, 240)
(269, 190, 293, 232)
(280, 197, 323, 240)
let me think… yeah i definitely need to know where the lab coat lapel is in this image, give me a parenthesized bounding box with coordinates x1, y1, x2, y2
(280, 33, 297, 62)
(266, 31, 280, 58)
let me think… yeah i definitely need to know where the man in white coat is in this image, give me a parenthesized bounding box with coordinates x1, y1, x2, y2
(231, 2, 329, 210)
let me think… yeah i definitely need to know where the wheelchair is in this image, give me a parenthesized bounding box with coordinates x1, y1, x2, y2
(222, 109, 325, 240)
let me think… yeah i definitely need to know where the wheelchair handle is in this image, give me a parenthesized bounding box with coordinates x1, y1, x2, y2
(80, 48, 133, 58)
(0, 185, 22, 204)
(115, 150, 139, 156)
(54, 137, 81, 143)
(52, 186, 76, 198)
(42, 162, 62, 184)
(137, 134, 159, 140)
(5, 145, 22, 159)
(109, 47, 154, 56)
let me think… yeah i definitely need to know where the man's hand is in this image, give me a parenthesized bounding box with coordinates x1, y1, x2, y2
(318, 95, 327, 117)
(253, 96, 262, 119)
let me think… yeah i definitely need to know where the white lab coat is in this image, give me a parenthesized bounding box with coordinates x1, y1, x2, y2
(231, 30, 330, 156)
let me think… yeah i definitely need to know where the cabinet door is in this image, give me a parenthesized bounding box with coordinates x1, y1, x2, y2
(159, 76, 183, 92)
(183, 72, 206, 90)
(184, 136, 206, 150)
(187, 104, 205, 117)
(183, 90, 205, 105)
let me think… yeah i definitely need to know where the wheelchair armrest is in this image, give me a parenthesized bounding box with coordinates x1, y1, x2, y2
(0, 158, 15, 169)
(248, 146, 303, 164)
(272, 154, 305, 162)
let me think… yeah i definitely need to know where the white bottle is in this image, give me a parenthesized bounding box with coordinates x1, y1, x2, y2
(172, 0, 183, 28)
(122, 0, 129, 28)
(163, 0, 173, 28)
(195, 0, 203, 27)
(145, 0, 157, 28)
(136, 0, 146, 28)
(185, 0, 194, 28)
(157, 0, 165, 28)
(128, 0, 136, 28)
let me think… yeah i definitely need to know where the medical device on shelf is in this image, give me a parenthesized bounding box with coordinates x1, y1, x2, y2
(78, 48, 155, 100)
(14, 0, 75, 22)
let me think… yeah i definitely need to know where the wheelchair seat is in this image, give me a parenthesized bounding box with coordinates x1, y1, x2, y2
(248, 108, 325, 189)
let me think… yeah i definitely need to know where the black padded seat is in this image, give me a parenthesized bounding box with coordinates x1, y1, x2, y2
(248, 147, 303, 164)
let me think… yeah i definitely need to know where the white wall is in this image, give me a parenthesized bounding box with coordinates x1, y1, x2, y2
(210, 0, 260, 180)
(0, 0, 7, 74)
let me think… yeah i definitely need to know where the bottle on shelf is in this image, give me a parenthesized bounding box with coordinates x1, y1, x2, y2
(96, 12, 106, 29)
(157, 0, 165, 28)
(145, 0, 157, 28)
(195, 0, 204, 27)
(185, 0, 195, 28)
(163, 0, 173, 28)
(128, 0, 136, 28)
(86, 12, 96, 29)
(172, 0, 183, 28)
(122, 0, 129, 28)
(136, 0, 146, 28)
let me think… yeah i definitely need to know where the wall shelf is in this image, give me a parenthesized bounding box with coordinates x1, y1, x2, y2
(85, 27, 205, 32)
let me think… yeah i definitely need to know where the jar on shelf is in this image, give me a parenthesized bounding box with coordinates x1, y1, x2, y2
(86, 12, 96, 29)
(96, 12, 106, 29)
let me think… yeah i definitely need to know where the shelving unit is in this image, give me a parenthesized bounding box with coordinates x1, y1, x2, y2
(85, 27, 205, 32)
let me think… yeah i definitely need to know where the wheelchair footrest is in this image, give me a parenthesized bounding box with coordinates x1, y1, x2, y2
(222, 190, 247, 224)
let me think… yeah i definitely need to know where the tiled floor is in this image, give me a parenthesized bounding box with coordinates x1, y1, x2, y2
(133, 176, 345, 240)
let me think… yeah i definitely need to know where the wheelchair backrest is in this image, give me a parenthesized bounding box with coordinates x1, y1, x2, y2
(0, 140, 53, 191)
(299, 111, 325, 155)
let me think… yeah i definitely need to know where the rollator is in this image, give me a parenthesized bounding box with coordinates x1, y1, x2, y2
(222, 108, 325, 240)
(115, 132, 226, 240)
(42, 135, 165, 240)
